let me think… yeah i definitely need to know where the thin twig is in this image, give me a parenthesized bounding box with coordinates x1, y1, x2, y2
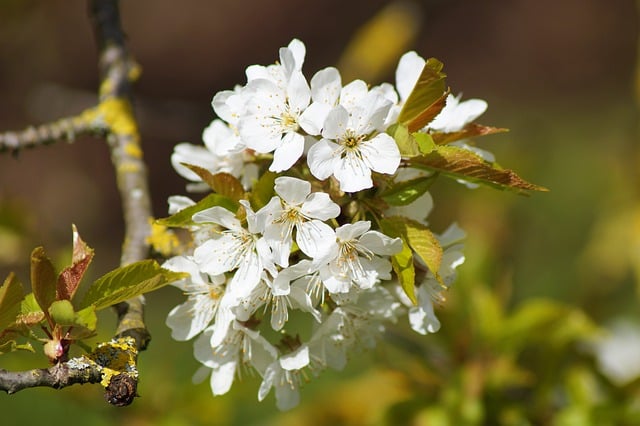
(0, 108, 104, 154)
(0, 0, 153, 405)
(90, 0, 153, 349)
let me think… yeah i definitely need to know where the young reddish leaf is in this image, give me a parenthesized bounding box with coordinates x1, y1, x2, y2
(182, 164, 245, 202)
(156, 193, 239, 228)
(30, 247, 57, 312)
(431, 123, 508, 145)
(79, 259, 188, 311)
(0, 273, 24, 330)
(411, 145, 548, 193)
(406, 90, 449, 133)
(57, 225, 95, 301)
(397, 58, 448, 132)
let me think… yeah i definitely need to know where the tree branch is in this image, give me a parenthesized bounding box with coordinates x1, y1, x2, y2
(0, 109, 104, 154)
(0, 0, 154, 405)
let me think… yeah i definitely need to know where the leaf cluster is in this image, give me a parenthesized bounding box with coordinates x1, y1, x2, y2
(0, 226, 186, 362)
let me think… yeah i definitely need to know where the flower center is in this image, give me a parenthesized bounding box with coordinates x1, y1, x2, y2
(341, 130, 364, 149)
(279, 108, 300, 133)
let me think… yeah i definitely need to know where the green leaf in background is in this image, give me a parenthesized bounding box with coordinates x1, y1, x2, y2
(499, 299, 599, 351)
(156, 193, 239, 228)
(0, 273, 23, 331)
(380, 175, 436, 206)
(182, 164, 245, 202)
(30, 246, 57, 312)
(57, 225, 94, 301)
(397, 58, 448, 133)
(410, 145, 548, 193)
(79, 259, 188, 311)
(48, 299, 75, 326)
(392, 241, 417, 305)
(249, 170, 277, 210)
(431, 123, 508, 145)
(382, 216, 443, 284)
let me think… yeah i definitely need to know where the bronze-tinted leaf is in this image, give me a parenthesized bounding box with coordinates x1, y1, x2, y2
(431, 123, 508, 145)
(411, 145, 548, 193)
(0, 273, 23, 330)
(397, 58, 447, 132)
(182, 164, 245, 202)
(57, 225, 94, 301)
(30, 247, 57, 312)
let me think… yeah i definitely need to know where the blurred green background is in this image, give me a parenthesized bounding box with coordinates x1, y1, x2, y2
(0, 0, 639, 424)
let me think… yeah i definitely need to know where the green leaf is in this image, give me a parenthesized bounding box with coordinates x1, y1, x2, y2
(382, 216, 443, 283)
(397, 58, 448, 133)
(387, 123, 421, 157)
(74, 305, 97, 331)
(391, 241, 417, 305)
(20, 292, 41, 314)
(15, 294, 46, 328)
(67, 305, 98, 340)
(30, 247, 57, 312)
(413, 132, 436, 154)
(431, 123, 508, 145)
(380, 175, 436, 206)
(156, 193, 239, 228)
(410, 145, 548, 193)
(48, 299, 75, 326)
(182, 164, 245, 202)
(249, 171, 277, 210)
(57, 225, 94, 301)
(0, 273, 24, 331)
(79, 260, 188, 310)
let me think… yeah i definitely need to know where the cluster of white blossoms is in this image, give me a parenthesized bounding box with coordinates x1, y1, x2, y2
(164, 39, 491, 410)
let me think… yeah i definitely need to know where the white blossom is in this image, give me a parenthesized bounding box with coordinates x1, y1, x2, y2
(163, 255, 235, 344)
(315, 221, 402, 293)
(192, 201, 275, 299)
(261, 176, 339, 265)
(307, 91, 400, 192)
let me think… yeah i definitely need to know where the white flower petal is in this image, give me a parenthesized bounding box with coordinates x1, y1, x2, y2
(280, 346, 310, 370)
(274, 176, 311, 205)
(336, 221, 370, 241)
(286, 71, 310, 112)
(210, 361, 238, 395)
(321, 106, 349, 140)
(193, 206, 239, 229)
(270, 132, 305, 172)
(395, 51, 426, 102)
(310, 67, 341, 105)
(361, 133, 400, 175)
(359, 230, 403, 255)
(334, 152, 372, 192)
(307, 139, 338, 180)
(299, 102, 331, 135)
(171, 143, 218, 181)
(300, 192, 340, 220)
(296, 220, 335, 258)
